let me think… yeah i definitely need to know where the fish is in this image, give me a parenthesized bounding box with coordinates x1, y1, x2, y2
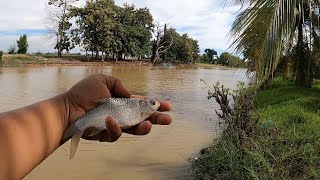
(61, 98, 161, 159)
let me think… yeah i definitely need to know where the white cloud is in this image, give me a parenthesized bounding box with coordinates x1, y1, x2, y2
(0, 0, 241, 54)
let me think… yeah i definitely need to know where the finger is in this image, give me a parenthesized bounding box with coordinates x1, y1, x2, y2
(82, 130, 107, 141)
(131, 95, 146, 99)
(123, 121, 152, 135)
(147, 112, 172, 125)
(106, 117, 122, 142)
(106, 76, 131, 98)
(158, 100, 173, 112)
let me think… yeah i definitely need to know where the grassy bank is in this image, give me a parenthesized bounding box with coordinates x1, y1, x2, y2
(195, 63, 220, 69)
(2, 54, 45, 66)
(0, 54, 151, 67)
(191, 78, 320, 179)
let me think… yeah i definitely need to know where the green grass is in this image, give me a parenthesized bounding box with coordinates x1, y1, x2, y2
(191, 78, 320, 179)
(42, 54, 88, 61)
(2, 54, 45, 66)
(195, 63, 224, 69)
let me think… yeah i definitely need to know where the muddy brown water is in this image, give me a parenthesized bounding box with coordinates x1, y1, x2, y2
(0, 65, 247, 180)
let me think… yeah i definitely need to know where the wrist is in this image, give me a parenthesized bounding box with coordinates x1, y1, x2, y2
(60, 92, 71, 130)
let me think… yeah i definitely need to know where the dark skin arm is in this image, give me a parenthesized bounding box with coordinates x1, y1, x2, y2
(0, 74, 172, 180)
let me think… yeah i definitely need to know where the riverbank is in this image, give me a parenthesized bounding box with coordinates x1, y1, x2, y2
(191, 78, 320, 179)
(1, 54, 152, 67)
(1, 54, 233, 69)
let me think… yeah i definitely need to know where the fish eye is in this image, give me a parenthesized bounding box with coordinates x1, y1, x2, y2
(150, 100, 155, 105)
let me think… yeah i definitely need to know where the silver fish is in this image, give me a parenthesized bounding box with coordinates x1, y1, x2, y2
(62, 98, 160, 159)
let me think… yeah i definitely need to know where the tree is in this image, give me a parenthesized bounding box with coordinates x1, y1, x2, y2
(159, 28, 199, 64)
(201, 54, 210, 63)
(204, 49, 217, 63)
(115, 4, 153, 61)
(45, 0, 78, 58)
(70, 1, 153, 61)
(17, 34, 28, 54)
(7, 44, 16, 54)
(230, 0, 320, 87)
(150, 22, 173, 64)
(219, 52, 244, 67)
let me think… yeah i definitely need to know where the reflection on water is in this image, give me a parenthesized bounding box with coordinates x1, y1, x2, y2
(0, 65, 246, 180)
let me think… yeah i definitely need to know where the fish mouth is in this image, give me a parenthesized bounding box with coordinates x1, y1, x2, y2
(154, 101, 161, 111)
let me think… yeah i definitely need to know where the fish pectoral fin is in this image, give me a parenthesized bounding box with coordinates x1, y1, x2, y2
(88, 129, 103, 137)
(61, 124, 78, 143)
(70, 130, 84, 160)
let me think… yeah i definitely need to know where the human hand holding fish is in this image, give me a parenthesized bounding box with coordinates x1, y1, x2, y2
(61, 74, 173, 158)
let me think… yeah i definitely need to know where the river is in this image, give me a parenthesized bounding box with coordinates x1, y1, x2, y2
(0, 65, 247, 180)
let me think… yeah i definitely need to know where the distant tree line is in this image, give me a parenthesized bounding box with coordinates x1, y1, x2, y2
(200, 48, 245, 67)
(45, 0, 200, 64)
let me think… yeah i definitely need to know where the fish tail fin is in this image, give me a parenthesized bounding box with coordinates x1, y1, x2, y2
(70, 130, 84, 159)
(61, 125, 84, 160)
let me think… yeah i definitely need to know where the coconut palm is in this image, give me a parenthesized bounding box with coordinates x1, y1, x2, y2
(230, 0, 320, 87)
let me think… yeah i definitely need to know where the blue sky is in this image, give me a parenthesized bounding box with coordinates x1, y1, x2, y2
(0, 0, 241, 55)
(0, 29, 48, 36)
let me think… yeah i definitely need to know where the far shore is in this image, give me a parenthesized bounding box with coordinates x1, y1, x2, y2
(0, 54, 234, 70)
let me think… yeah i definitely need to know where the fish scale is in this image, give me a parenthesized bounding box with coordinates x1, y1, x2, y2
(62, 98, 160, 159)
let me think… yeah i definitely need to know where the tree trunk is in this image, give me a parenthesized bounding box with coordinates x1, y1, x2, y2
(85, 50, 89, 62)
(113, 52, 115, 61)
(95, 51, 99, 59)
(58, 47, 62, 58)
(282, 57, 290, 80)
(57, 35, 62, 58)
(151, 40, 156, 63)
(101, 51, 104, 62)
(117, 52, 122, 61)
(295, 19, 308, 87)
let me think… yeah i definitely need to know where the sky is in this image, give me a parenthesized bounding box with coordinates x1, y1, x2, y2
(0, 0, 241, 55)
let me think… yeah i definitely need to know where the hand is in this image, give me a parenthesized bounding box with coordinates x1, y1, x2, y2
(65, 74, 173, 142)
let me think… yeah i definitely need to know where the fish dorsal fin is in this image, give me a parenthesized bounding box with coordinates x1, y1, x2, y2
(94, 98, 110, 105)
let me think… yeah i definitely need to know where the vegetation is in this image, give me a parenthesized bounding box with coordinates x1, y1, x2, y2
(41, 0, 201, 64)
(191, 80, 257, 179)
(201, 49, 217, 64)
(218, 52, 245, 67)
(68, 1, 153, 61)
(200, 50, 245, 67)
(1, 54, 40, 66)
(7, 44, 16, 54)
(230, 0, 320, 87)
(159, 28, 200, 64)
(195, 63, 220, 69)
(16, 34, 29, 54)
(191, 78, 320, 179)
(0, 51, 3, 64)
(45, 0, 78, 58)
(190, 1, 320, 179)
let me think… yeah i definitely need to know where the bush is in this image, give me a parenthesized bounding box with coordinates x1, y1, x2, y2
(190, 81, 258, 179)
(8, 45, 16, 54)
